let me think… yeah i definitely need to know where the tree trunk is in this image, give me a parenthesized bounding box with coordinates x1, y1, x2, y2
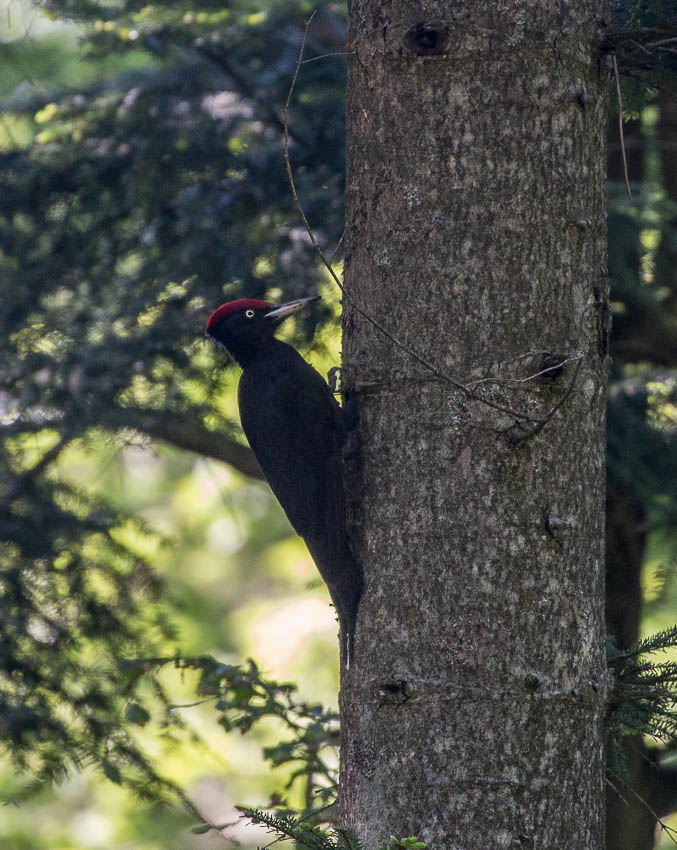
(340, 2, 609, 848)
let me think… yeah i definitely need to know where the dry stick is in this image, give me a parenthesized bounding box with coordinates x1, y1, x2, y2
(283, 14, 581, 431)
(466, 354, 583, 389)
(300, 51, 355, 64)
(507, 357, 584, 443)
(606, 775, 631, 809)
(645, 36, 677, 49)
(328, 227, 345, 261)
(608, 772, 677, 845)
(613, 53, 633, 201)
(628, 38, 653, 56)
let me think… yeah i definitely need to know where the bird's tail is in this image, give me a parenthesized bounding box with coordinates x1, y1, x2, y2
(306, 538, 363, 669)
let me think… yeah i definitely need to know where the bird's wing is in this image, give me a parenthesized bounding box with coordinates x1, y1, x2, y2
(238, 360, 345, 542)
(239, 357, 363, 663)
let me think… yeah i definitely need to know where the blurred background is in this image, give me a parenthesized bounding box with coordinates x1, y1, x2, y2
(0, 0, 676, 847)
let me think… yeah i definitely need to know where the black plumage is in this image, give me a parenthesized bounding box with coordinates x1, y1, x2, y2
(205, 297, 362, 664)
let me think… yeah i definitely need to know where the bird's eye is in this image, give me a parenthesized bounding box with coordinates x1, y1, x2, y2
(245, 309, 255, 318)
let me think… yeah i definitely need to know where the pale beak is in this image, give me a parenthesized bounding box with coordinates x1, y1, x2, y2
(265, 295, 320, 321)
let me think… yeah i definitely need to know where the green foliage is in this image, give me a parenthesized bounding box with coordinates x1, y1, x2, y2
(0, 433, 176, 803)
(607, 181, 677, 528)
(239, 808, 351, 850)
(115, 656, 430, 848)
(607, 628, 677, 776)
(123, 655, 339, 813)
(1, 0, 677, 843)
(234, 807, 426, 850)
(607, 372, 677, 529)
(0, 0, 345, 809)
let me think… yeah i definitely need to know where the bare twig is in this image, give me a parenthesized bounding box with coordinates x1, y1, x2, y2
(466, 355, 582, 390)
(300, 51, 354, 64)
(504, 356, 584, 443)
(608, 772, 677, 845)
(328, 227, 345, 261)
(168, 697, 218, 710)
(613, 53, 633, 201)
(601, 27, 674, 49)
(627, 38, 653, 56)
(645, 36, 677, 50)
(606, 775, 631, 809)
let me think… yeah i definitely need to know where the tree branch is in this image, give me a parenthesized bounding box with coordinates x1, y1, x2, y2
(113, 407, 264, 480)
(0, 432, 73, 511)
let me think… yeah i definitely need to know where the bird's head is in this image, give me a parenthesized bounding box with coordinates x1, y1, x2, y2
(205, 296, 319, 365)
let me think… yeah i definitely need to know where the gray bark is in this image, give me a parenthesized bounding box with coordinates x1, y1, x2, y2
(340, 2, 609, 848)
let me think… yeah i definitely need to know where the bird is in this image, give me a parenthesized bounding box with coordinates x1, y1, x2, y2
(205, 295, 363, 665)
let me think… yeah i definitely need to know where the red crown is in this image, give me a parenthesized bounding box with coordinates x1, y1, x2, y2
(206, 299, 273, 330)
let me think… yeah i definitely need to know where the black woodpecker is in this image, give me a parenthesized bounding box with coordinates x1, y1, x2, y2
(205, 296, 362, 665)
